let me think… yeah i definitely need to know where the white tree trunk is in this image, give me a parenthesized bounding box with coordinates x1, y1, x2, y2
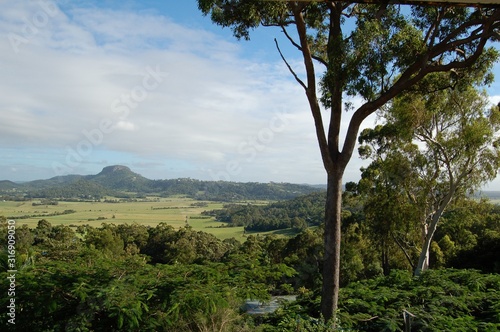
(414, 187, 457, 276)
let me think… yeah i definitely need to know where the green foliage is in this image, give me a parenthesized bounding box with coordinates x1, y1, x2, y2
(0, 215, 499, 331)
(0, 221, 304, 331)
(84, 225, 125, 257)
(340, 221, 383, 286)
(142, 223, 234, 264)
(431, 199, 499, 270)
(264, 269, 500, 332)
(281, 229, 324, 291)
(205, 191, 325, 231)
(337, 269, 500, 331)
(441, 201, 500, 273)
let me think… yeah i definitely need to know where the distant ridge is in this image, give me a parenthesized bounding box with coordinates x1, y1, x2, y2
(0, 165, 321, 201)
(2, 166, 500, 202)
(475, 191, 500, 199)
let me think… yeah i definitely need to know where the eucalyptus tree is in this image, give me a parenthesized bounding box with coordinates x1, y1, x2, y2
(197, 0, 500, 321)
(377, 84, 500, 276)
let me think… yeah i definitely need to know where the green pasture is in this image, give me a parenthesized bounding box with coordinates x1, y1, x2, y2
(0, 197, 248, 240)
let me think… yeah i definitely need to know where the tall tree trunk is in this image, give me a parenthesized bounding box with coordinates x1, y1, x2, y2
(382, 239, 390, 276)
(321, 166, 344, 322)
(415, 218, 434, 276)
(414, 186, 457, 276)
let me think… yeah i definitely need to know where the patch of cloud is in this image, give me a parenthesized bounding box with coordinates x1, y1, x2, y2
(489, 95, 500, 106)
(0, 2, 330, 182)
(115, 120, 136, 131)
(0, 1, 461, 187)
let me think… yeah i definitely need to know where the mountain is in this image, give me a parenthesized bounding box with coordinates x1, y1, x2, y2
(85, 165, 152, 192)
(0, 165, 321, 201)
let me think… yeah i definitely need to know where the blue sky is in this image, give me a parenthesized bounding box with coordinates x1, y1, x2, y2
(1, 1, 499, 190)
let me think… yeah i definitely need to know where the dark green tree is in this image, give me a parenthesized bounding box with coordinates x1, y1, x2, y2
(85, 224, 125, 257)
(358, 125, 427, 273)
(437, 198, 500, 273)
(197, 0, 500, 321)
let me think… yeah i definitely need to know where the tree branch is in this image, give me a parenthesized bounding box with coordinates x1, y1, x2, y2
(327, 5, 345, 165)
(291, 2, 332, 170)
(423, 7, 445, 47)
(392, 232, 416, 270)
(274, 38, 307, 90)
(281, 24, 328, 67)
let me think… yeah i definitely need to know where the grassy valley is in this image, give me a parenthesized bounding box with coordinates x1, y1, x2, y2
(0, 196, 249, 240)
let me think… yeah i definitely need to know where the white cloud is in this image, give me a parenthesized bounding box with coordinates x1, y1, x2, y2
(115, 120, 136, 131)
(0, 2, 332, 183)
(489, 95, 500, 106)
(2, 1, 496, 190)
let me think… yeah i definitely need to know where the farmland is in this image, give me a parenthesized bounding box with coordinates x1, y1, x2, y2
(0, 196, 254, 240)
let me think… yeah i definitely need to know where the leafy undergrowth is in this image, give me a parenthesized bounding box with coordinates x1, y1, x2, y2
(258, 269, 500, 331)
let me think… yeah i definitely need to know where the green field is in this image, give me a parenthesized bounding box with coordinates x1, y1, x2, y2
(0, 197, 251, 240)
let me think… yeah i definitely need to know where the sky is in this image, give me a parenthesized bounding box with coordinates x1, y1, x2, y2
(0, 1, 499, 189)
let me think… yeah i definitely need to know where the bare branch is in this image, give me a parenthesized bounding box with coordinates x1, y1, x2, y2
(274, 38, 308, 90)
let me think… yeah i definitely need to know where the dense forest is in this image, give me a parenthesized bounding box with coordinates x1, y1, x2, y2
(1, 187, 499, 331)
(203, 192, 326, 231)
(204, 189, 500, 275)
(206, 187, 500, 275)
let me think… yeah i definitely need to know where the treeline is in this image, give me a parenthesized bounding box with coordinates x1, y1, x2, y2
(204, 192, 326, 231)
(1, 216, 499, 330)
(7, 209, 76, 220)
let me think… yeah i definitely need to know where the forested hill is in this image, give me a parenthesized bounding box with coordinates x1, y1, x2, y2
(0, 165, 321, 201)
(204, 191, 327, 231)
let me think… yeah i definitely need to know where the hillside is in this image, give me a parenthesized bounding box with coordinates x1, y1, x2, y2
(28, 179, 112, 200)
(0, 165, 321, 201)
(0, 180, 18, 191)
